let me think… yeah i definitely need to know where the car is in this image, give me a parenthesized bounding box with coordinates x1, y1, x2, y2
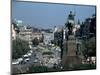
(33, 59, 38, 63)
(24, 58, 30, 62)
(29, 50, 33, 53)
(23, 54, 29, 57)
(12, 58, 23, 65)
(27, 52, 32, 56)
(12, 61, 19, 65)
(17, 58, 23, 62)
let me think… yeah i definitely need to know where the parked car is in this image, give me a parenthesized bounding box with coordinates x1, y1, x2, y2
(23, 54, 29, 58)
(17, 58, 23, 63)
(24, 58, 30, 62)
(33, 59, 38, 63)
(12, 58, 23, 65)
(12, 60, 19, 65)
(27, 52, 32, 56)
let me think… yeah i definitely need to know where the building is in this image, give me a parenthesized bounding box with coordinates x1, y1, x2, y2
(79, 14, 96, 38)
(32, 32, 43, 41)
(73, 24, 80, 35)
(12, 23, 19, 40)
(43, 32, 54, 45)
(18, 25, 43, 48)
(18, 26, 33, 41)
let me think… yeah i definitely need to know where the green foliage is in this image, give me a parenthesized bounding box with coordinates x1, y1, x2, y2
(32, 38, 39, 46)
(63, 64, 96, 71)
(12, 38, 30, 59)
(42, 52, 53, 55)
(71, 64, 96, 70)
(28, 66, 48, 73)
(85, 37, 96, 50)
(82, 37, 96, 57)
(27, 64, 96, 73)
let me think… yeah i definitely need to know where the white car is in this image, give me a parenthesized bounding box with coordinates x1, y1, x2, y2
(12, 58, 23, 65)
(33, 59, 38, 63)
(12, 61, 19, 65)
(23, 54, 29, 57)
(17, 58, 23, 62)
(27, 52, 32, 56)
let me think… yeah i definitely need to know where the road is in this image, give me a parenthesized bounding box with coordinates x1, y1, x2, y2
(12, 49, 41, 74)
(12, 45, 61, 74)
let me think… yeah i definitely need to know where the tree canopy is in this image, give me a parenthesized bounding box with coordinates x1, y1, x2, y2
(32, 38, 39, 46)
(82, 37, 96, 58)
(12, 38, 30, 59)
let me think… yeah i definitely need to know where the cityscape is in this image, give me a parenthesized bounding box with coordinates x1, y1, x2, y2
(12, 1, 96, 74)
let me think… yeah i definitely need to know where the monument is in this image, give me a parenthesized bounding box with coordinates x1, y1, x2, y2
(62, 11, 82, 67)
(65, 11, 75, 35)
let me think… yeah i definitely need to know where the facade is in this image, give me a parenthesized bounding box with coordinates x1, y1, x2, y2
(79, 15, 96, 38)
(32, 32, 43, 41)
(43, 32, 54, 45)
(12, 24, 16, 40)
(18, 26, 33, 41)
(12, 23, 19, 40)
(18, 26, 43, 41)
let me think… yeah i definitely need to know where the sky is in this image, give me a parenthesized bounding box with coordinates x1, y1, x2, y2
(12, 1, 96, 29)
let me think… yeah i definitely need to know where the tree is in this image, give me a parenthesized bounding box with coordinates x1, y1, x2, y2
(32, 38, 39, 46)
(82, 37, 96, 59)
(12, 38, 30, 59)
(28, 66, 48, 73)
(85, 37, 96, 56)
(90, 16, 96, 36)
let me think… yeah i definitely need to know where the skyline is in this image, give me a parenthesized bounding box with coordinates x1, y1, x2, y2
(12, 1, 96, 28)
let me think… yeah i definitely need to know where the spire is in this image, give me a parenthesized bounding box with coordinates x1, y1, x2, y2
(78, 19, 80, 25)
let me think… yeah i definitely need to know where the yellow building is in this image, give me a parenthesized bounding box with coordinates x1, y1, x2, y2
(12, 23, 17, 40)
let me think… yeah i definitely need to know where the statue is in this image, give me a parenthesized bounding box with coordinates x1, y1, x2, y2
(68, 11, 75, 21)
(65, 11, 75, 35)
